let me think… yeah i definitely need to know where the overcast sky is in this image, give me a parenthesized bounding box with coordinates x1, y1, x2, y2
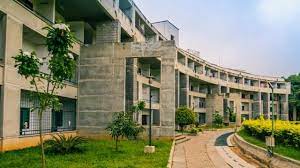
(134, 0, 300, 77)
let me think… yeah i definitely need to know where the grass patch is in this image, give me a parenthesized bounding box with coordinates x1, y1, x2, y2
(238, 129, 300, 161)
(0, 139, 172, 168)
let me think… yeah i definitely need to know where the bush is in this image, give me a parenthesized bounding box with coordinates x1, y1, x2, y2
(242, 117, 300, 149)
(190, 127, 199, 134)
(213, 111, 223, 127)
(106, 112, 144, 151)
(175, 106, 195, 132)
(44, 134, 86, 154)
(189, 127, 203, 134)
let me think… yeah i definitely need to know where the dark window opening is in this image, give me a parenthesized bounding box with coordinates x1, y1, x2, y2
(171, 35, 175, 41)
(250, 94, 254, 100)
(142, 115, 148, 125)
(52, 110, 63, 132)
(20, 108, 30, 130)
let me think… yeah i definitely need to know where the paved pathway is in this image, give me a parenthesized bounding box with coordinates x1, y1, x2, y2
(172, 130, 256, 168)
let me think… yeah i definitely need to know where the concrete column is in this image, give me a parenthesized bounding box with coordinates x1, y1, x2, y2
(258, 92, 263, 116)
(95, 21, 121, 43)
(179, 74, 189, 106)
(175, 70, 179, 108)
(266, 93, 271, 119)
(1, 16, 23, 141)
(282, 94, 289, 120)
(78, 43, 126, 136)
(125, 58, 137, 111)
(158, 43, 176, 137)
(249, 100, 253, 119)
(206, 94, 223, 125)
(223, 99, 230, 124)
(202, 65, 206, 75)
(33, 0, 56, 23)
(293, 107, 297, 121)
(235, 93, 242, 126)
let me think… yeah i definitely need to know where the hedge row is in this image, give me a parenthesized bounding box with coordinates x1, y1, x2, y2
(242, 117, 300, 149)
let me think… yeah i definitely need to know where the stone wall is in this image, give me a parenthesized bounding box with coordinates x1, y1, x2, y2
(233, 134, 300, 168)
(96, 21, 121, 43)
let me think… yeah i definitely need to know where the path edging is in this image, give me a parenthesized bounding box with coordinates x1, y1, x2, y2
(167, 140, 175, 168)
(232, 133, 300, 168)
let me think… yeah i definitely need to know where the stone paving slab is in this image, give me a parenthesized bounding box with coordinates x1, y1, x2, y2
(172, 130, 256, 168)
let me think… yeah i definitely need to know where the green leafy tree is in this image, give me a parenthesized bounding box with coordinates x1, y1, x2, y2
(227, 107, 236, 122)
(13, 23, 76, 168)
(286, 74, 300, 120)
(106, 112, 144, 151)
(213, 111, 224, 127)
(175, 106, 195, 132)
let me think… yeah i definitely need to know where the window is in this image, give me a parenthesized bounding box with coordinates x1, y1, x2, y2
(52, 110, 63, 131)
(242, 94, 246, 99)
(142, 115, 148, 125)
(250, 94, 254, 100)
(171, 35, 175, 41)
(20, 108, 30, 130)
(199, 113, 206, 124)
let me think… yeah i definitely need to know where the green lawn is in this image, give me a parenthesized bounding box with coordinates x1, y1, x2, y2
(238, 129, 300, 161)
(0, 140, 172, 168)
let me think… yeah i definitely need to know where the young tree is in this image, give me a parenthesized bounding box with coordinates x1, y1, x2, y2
(213, 111, 224, 127)
(13, 23, 76, 168)
(175, 106, 195, 132)
(286, 74, 300, 120)
(227, 107, 236, 122)
(106, 112, 144, 151)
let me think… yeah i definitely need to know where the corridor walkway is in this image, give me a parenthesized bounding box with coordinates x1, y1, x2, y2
(172, 130, 256, 168)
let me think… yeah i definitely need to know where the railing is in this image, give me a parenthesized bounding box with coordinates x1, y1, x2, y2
(20, 127, 76, 136)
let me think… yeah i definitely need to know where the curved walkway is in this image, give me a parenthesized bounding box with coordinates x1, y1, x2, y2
(172, 130, 256, 168)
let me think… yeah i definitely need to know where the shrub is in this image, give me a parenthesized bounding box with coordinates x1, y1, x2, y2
(213, 111, 223, 127)
(44, 134, 86, 154)
(189, 127, 203, 134)
(106, 112, 144, 151)
(190, 127, 199, 134)
(175, 106, 195, 132)
(242, 117, 300, 149)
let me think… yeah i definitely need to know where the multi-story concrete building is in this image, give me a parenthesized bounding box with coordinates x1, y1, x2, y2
(0, 0, 291, 151)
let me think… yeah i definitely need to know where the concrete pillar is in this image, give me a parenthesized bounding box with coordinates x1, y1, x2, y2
(179, 74, 189, 106)
(78, 43, 126, 136)
(175, 70, 179, 108)
(206, 94, 223, 125)
(235, 93, 242, 126)
(95, 21, 121, 43)
(249, 100, 253, 119)
(125, 58, 137, 111)
(223, 99, 230, 124)
(1, 16, 23, 143)
(258, 92, 263, 116)
(293, 107, 297, 121)
(282, 94, 289, 120)
(266, 93, 270, 119)
(33, 0, 56, 23)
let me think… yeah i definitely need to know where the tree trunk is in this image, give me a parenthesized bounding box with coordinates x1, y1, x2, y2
(39, 111, 46, 168)
(293, 106, 297, 121)
(115, 137, 118, 151)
